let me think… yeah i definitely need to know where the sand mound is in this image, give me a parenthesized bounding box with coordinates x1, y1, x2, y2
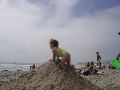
(0, 61, 101, 90)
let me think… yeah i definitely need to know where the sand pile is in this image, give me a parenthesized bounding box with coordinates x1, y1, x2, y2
(0, 61, 101, 90)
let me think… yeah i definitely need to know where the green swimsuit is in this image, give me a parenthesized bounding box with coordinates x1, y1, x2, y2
(56, 48, 66, 57)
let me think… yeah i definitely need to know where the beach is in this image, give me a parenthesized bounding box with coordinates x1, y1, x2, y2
(0, 62, 120, 90)
(82, 69, 120, 90)
(0, 70, 28, 87)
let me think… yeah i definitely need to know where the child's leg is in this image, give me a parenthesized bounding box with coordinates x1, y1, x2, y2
(61, 53, 71, 69)
(66, 54, 71, 69)
(60, 58, 66, 69)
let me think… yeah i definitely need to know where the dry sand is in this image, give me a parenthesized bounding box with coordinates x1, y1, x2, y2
(0, 61, 101, 90)
(0, 61, 120, 90)
(0, 70, 28, 87)
(82, 69, 120, 90)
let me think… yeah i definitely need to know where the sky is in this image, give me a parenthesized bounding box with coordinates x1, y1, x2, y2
(0, 0, 120, 64)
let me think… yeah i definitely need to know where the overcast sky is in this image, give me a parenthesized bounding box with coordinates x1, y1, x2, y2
(0, 0, 120, 64)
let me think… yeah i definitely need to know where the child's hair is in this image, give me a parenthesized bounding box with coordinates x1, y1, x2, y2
(96, 52, 99, 54)
(50, 39, 59, 47)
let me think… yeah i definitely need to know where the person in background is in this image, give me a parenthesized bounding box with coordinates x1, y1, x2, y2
(89, 61, 98, 73)
(30, 64, 35, 70)
(96, 52, 102, 69)
(86, 62, 90, 67)
(81, 62, 91, 76)
(116, 53, 120, 60)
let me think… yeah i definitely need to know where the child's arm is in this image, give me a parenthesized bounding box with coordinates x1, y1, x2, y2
(52, 49, 56, 62)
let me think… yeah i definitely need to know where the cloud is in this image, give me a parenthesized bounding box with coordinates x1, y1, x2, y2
(0, 0, 120, 63)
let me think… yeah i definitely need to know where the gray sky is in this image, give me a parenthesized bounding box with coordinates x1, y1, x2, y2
(0, 0, 120, 63)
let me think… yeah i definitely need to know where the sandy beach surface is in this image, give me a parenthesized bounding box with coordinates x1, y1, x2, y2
(0, 70, 28, 87)
(0, 61, 119, 90)
(82, 69, 120, 90)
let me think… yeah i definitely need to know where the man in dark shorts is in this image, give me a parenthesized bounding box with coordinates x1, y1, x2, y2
(96, 52, 102, 69)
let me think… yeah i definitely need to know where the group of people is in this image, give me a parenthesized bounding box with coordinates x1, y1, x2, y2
(80, 61, 98, 76)
(49, 39, 104, 73)
(49, 38, 120, 73)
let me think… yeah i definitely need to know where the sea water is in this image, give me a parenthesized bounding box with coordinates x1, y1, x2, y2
(0, 62, 106, 72)
(0, 63, 40, 71)
(74, 63, 85, 69)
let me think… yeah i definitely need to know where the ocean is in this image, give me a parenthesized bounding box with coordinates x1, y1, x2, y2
(0, 61, 109, 72)
(74, 63, 85, 69)
(0, 62, 84, 71)
(0, 63, 40, 71)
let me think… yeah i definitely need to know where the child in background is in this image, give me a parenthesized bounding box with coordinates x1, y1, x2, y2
(49, 39, 71, 69)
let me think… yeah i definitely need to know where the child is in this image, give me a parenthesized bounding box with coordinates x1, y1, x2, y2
(49, 39, 71, 68)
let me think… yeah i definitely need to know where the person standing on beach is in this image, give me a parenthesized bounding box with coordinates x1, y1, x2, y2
(116, 33, 120, 60)
(118, 32, 120, 35)
(116, 53, 120, 60)
(49, 39, 71, 69)
(96, 52, 102, 69)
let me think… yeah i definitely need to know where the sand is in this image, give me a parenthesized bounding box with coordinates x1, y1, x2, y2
(0, 61, 119, 90)
(0, 70, 28, 87)
(82, 69, 120, 90)
(0, 61, 101, 90)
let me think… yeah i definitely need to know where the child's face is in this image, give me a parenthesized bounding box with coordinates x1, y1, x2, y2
(49, 43, 54, 49)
